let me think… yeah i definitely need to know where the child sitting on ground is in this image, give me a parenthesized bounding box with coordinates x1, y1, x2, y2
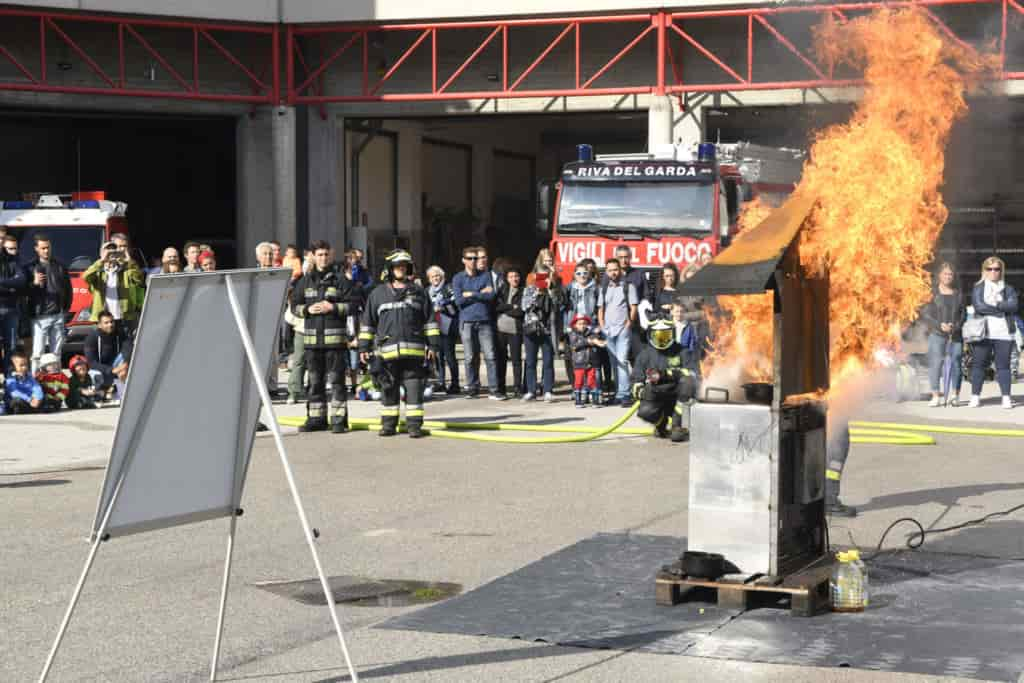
(5, 351, 44, 414)
(567, 314, 606, 408)
(67, 355, 100, 410)
(35, 352, 68, 412)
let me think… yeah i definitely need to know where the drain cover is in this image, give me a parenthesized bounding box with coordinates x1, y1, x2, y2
(252, 575, 462, 607)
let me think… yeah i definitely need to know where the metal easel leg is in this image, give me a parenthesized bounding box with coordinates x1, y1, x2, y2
(209, 513, 239, 682)
(38, 536, 104, 683)
(224, 275, 359, 682)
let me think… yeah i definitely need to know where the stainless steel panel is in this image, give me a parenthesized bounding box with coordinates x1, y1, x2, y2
(688, 403, 774, 575)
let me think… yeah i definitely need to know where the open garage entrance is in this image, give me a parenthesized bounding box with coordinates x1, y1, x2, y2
(346, 111, 647, 276)
(0, 111, 237, 268)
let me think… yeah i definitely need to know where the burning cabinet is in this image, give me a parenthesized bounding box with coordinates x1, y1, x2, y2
(680, 191, 829, 578)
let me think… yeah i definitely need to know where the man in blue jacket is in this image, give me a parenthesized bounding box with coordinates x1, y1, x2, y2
(452, 245, 502, 399)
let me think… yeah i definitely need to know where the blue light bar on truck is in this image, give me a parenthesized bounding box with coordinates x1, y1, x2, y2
(697, 143, 716, 163)
(3, 201, 33, 209)
(577, 144, 594, 162)
(69, 200, 100, 209)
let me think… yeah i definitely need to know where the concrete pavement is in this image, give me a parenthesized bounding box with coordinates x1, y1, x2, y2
(3, 369, 1024, 682)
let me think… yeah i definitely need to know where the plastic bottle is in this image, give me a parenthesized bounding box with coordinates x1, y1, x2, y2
(848, 549, 870, 609)
(831, 551, 866, 613)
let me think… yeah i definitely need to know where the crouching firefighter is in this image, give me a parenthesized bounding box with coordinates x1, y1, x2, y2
(630, 319, 697, 442)
(359, 249, 440, 438)
(291, 240, 353, 433)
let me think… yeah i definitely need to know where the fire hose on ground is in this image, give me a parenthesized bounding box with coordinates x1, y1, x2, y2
(276, 411, 973, 446)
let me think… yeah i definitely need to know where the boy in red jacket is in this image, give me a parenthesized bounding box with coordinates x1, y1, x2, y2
(35, 352, 68, 412)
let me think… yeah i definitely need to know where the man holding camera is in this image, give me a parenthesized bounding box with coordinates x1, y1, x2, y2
(27, 234, 72, 372)
(83, 240, 145, 338)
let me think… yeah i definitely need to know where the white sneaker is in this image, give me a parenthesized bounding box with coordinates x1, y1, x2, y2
(543, 392, 555, 403)
(1003, 396, 1014, 409)
(522, 392, 535, 401)
(286, 396, 296, 405)
(968, 395, 981, 408)
(928, 396, 941, 407)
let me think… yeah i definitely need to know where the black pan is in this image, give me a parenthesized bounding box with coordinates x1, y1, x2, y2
(742, 382, 774, 405)
(681, 551, 726, 580)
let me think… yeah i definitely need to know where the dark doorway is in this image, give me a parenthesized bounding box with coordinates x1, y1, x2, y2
(0, 111, 237, 267)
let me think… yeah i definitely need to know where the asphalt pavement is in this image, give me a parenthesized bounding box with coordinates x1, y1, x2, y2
(3, 369, 1024, 682)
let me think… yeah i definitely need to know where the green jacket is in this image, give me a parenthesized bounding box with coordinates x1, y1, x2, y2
(82, 258, 146, 322)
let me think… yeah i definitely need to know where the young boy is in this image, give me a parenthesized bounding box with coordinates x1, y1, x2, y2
(5, 351, 44, 414)
(35, 352, 68, 412)
(568, 314, 606, 408)
(67, 355, 100, 409)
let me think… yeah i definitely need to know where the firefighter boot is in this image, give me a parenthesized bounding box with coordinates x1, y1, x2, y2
(654, 416, 670, 439)
(299, 419, 327, 433)
(331, 415, 350, 434)
(670, 427, 690, 443)
(407, 422, 425, 439)
(825, 479, 857, 518)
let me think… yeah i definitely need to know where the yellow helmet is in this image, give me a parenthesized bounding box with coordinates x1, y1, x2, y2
(648, 318, 674, 351)
(385, 249, 414, 279)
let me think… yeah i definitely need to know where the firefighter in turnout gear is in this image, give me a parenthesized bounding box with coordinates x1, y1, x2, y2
(630, 318, 697, 442)
(359, 249, 440, 438)
(291, 240, 353, 434)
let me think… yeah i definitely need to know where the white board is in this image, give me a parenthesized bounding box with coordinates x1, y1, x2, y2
(92, 268, 291, 540)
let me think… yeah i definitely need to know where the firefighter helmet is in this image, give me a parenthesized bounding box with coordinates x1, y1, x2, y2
(384, 249, 414, 280)
(649, 318, 675, 351)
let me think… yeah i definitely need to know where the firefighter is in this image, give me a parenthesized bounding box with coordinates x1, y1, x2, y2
(826, 415, 856, 517)
(359, 249, 440, 438)
(291, 240, 353, 434)
(630, 318, 697, 442)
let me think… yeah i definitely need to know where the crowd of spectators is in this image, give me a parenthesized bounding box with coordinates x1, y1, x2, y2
(0, 227, 720, 416)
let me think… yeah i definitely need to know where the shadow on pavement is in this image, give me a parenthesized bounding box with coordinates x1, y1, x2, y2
(859, 481, 1024, 514)
(0, 478, 71, 489)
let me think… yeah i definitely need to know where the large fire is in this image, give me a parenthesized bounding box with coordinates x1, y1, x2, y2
(703, 9, 995, 390)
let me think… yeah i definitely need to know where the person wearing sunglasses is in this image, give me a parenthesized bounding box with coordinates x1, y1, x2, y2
(452, 245, 500, 399)
(968, 256, 1019, 408)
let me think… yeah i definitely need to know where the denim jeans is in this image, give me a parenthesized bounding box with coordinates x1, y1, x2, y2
(31, 313, 64, 372)
(926, 332, 963, 395)
(970, 338, 1013, 397)
(605, 329, 632, 400)
(437, 332, 459, 388)
(460, 321, 498, 392)
(524, 333, 554, 395)
(0, 307, 19, 368)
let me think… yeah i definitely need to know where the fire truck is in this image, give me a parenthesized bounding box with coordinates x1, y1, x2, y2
(1, 192, 129, 358)
(544, 142, 804, 285)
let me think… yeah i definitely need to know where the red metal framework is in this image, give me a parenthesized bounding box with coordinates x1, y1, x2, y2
(288, 1, 1024, 104)
(0, 8, 277, 103)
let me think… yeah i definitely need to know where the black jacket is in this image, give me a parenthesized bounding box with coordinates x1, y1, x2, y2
(0, 250, 27, 310)
(84, 326, 133, 373)
(920, 288, 965, 341)
(26, 258, 72, 317)
(630, 341, 692, 400)
(495, 283, 524, 335)
(972, 282, 1020, 329)
(358, 281, 440, 359)
(291, 264, 354, 349)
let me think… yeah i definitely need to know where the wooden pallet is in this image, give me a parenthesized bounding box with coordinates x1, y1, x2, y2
(655, 557, 833, 617)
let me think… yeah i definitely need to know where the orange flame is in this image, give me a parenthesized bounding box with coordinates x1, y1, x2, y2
(704, 9, 996, 390)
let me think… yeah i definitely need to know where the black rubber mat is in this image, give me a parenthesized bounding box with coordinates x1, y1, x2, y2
(379, 533, 1024, 681)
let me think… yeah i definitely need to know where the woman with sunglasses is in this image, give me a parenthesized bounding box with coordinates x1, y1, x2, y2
(969, 256, 1019, 408)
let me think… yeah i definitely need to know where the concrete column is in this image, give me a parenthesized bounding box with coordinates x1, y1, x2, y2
(306, 108, 344, 247)
(648, 95, 674, 150)
(672, 98, 705, 149)
(393, 122, 423, 263)
(471, 143, 493, 245)
(236, 110, 273, 267)
(272, 106, 297, 248)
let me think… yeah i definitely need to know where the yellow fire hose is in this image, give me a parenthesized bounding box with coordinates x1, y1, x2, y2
(276, 408, 969, 445)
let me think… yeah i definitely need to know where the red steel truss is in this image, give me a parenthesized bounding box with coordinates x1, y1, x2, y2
(288, 0, 1024, 104)
(0, 8, 277, 103)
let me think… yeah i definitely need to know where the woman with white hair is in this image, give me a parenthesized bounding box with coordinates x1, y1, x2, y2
(968, 256, 1019, 408)
(426, 265, 460, 394)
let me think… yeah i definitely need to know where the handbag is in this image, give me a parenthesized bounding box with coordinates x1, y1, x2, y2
(962, 316, 987, 343)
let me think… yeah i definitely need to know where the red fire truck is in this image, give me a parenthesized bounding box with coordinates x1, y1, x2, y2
(1, 192, 130, 357)
(544, 142, 804, 285)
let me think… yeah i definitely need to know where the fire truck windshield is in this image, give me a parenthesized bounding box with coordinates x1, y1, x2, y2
(557, 181, 714, 235)
(8, 225, 104, 272)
